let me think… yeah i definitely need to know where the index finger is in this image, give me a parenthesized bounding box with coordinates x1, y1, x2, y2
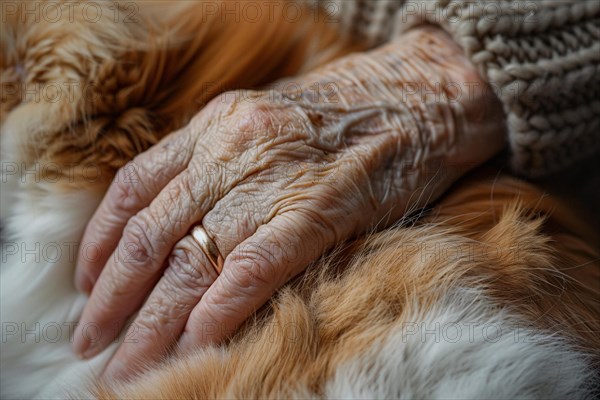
(75, 130, 194, 294)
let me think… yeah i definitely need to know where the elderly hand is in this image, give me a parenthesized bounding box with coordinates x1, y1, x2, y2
(73, 26, 505, 378)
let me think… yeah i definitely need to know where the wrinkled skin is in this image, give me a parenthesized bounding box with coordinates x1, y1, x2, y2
(73, 27, 506, 378)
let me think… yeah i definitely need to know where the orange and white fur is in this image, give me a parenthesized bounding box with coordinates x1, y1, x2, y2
(1, 1, 599, 399)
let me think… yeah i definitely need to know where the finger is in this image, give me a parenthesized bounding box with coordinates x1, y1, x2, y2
(179, 211, 333, 349)
(101, 184, 276, 379)
(73, 169, 208, 359)
(75, 130, 194, 294)
(100, 236, 218, 380)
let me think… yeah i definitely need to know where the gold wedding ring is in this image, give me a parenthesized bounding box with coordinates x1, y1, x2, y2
(191, 225, 224, 274)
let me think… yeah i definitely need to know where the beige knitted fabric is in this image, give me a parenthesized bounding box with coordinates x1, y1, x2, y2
(307, 0, 600, 177)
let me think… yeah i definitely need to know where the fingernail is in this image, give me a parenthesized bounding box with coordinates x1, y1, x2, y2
(72, 325, 88, 358)
(72, 326, 101, 359)
(74, 270, 93, 295)
(83, 342, 102, 359)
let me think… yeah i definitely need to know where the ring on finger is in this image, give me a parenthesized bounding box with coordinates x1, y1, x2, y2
(190, 225, 224, 274)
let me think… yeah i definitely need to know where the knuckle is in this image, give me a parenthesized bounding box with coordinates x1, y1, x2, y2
(110, 161, 145, 211)
(235, 103, 279, 140)
(120, 212, 156, 266)
(158, 175, 205, 227)
(220, 100, 282, 151)
(135, 297, 185, 335)
(178, 174, 205, 211)
(229, 245, 279, 290)
(167, 240, 214, 292)
(203, 205, 254, 248)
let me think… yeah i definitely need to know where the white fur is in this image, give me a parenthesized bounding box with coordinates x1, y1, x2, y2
(327, 289, 597, 399)
(0, 118, 114, 399)
(0, 188, 115, 399)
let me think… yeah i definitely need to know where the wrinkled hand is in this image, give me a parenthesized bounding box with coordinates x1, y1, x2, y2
(73, 26, 505, 378)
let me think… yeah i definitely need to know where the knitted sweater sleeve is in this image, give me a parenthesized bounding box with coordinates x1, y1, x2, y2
(307, 0, 600, 177)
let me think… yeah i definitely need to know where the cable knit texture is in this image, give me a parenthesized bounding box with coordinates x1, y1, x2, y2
(308, 0, 600, 177)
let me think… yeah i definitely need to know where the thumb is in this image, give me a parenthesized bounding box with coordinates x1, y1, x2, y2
(179, 211, 331, 348)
